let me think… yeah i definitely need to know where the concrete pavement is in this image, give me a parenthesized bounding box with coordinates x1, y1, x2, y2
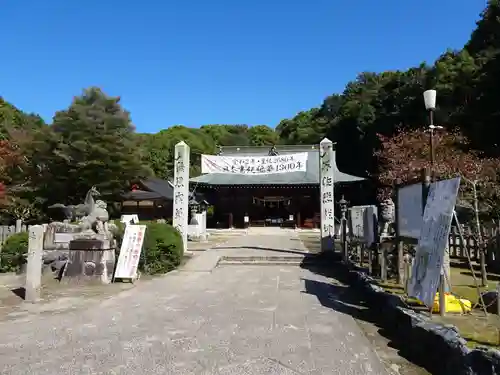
(0, 229, 390, 374)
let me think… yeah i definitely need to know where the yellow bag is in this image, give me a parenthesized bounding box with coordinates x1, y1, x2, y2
(432, 293, 472, 313)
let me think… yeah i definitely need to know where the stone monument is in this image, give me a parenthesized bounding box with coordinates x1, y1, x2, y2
(173, 141, 190, 253)
(319, 138, 335, 252)
(25, 225, 44, 302)
(379, 198, 395, 238)
(44, 186, 118, 283)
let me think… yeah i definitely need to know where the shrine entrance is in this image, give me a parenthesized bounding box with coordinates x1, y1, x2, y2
(250, 196, 293, 227)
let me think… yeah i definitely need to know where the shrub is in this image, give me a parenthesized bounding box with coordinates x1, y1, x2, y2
(111, 220, 126, 248)
(138, 222, 183, 275)
(0, 232, 29, 273)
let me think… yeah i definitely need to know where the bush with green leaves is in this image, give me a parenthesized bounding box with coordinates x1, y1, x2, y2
(138, 222, 183, 275)
(0, 232, 28, 273)
(111, 220, 126, 248)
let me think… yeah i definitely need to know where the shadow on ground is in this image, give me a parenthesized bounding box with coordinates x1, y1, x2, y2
(11, 287, 25, 300)
(215, 246, 308, 255)
(300, 253, 435, 375)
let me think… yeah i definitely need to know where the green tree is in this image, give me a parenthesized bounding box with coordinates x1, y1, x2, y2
(0, 98, 45, 139)
(37, 87, 150, 205)
(142, 126, 216, 179)
(275, 108, 328, 145)
(247, 125, 278, 146)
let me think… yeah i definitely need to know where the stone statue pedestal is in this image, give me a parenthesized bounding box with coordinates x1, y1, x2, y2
(65, 237, 115, 284)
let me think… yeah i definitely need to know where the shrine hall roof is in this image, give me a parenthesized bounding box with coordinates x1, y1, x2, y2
(189, 145, 365, 186)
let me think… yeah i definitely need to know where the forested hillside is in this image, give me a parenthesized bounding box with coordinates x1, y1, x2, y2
(1, 1, 500, 222)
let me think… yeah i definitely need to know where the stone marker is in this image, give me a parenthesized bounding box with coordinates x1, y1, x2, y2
(25, 225, 44, 302)
(173, 141, 190, 254)
(319, 138, 335, 252)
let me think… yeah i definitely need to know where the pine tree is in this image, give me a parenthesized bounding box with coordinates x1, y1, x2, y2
(42, 87, 150, 205)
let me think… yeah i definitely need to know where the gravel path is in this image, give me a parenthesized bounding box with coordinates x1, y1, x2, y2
(0, 230, 390, 374)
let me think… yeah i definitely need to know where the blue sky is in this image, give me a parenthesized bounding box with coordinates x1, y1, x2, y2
(0, 0, 487, 133)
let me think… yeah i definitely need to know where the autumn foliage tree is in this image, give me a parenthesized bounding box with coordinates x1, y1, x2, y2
(375, 128, 500, 218)
(0, 139, 22, 205)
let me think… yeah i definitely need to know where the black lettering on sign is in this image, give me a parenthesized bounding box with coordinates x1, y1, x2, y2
(174, 208, 183, 219)
(174, 192, 184, 204)
(174, 176, 184, 188)
(176, 160, 185, 173)
(322, 176, 333, 186)
(322, 191, 333, 203)
(323, 223, 334, 234)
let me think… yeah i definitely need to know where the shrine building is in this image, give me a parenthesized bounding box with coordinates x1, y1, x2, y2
(190, 144, 364, 229)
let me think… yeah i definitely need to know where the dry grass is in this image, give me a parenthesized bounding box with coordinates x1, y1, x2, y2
(376, 260, 500, 348)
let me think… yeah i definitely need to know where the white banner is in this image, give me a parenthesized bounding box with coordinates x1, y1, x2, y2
(201, 153, 308, 175)
(408, 177, 460, 307)
(114, 224, 147, 280)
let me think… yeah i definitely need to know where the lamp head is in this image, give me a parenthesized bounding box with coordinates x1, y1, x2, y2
(423, 89, 437, 110)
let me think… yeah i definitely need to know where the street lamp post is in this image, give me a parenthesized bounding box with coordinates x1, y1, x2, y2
(423, 89, 446, 316)
(423, 90, 444, 178)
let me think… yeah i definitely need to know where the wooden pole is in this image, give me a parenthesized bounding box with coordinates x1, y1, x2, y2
(453, 211, 488, 317)
(395, 188, 404, 285)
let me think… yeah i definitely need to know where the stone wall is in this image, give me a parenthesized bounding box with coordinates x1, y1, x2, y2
(347, 269, 500, 375)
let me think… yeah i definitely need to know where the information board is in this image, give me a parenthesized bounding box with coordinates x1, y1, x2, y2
(348, 205, 372, 239)
(407, 177, 460, 307)
(114, 224, 147, 280)
(397, 183, 423, 239)
(363, 206, 378, 247)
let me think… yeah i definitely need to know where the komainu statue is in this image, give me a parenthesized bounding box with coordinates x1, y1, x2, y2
(48, 186, 117, 239)
(379, 198, 395, 237)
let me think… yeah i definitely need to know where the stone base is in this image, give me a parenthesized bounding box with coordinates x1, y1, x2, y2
(64, 239, 115, 284)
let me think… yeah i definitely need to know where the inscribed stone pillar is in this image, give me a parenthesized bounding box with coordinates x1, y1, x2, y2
(25, 225, 44, 303)
(173, 141, 190, 254)
(319, 138, 335, 252)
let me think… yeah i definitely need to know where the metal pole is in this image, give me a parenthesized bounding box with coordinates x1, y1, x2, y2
(429, 109, 446, 316)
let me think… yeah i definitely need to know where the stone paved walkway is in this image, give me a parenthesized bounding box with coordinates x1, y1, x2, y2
(0, 229, 390, 375)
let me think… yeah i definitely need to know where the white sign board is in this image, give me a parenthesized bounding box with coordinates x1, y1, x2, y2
(397, 183, 423, 239)
(363, 206, 378, 247)
(201, 153, 308, 175)
(407, 177, 460, 307)
(120, 214, 139, 225)
(348, 205, 372, 238)
(114, 224, 147, 280)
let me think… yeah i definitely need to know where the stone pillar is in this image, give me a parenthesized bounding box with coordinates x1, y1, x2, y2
(319, 138, 335, 252)
(25, 225, 44, 302)
(201, 211, 207, 234)
(173, 141, 190, 254)
(15, 219, 22, 233)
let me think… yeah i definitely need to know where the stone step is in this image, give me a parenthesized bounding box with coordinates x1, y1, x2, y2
(219, 261, 303, 266)
(218, 255, 316, 266)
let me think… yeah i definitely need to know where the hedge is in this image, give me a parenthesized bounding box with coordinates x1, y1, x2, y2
(137, 221, 183, 274)
(0, 232, 29, 273)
